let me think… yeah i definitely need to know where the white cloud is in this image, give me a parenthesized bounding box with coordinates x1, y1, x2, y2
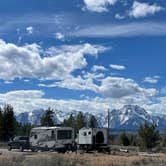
(0, 89, 163, 114)
(40, 74, 157, 100)
(26, 26, 34, 35)
(4, 81, 13, 84)
(73, 22, 166, 38)
(115, 13, 125, 20)
(0, 90, 44, 100)
(83, 72, 105, 80)
(55, 32, 65, 40)
(160, 86, 166, 94)
(129, 1, 164, 18)
(39, 75, 99, 92)
(23, 79, 30, 82)
(0, 90, 109, 113)
(91, 65, 107, 72)
(38, 70, 106, 91)
(144, 76, 160, 84)
(110, 64, 126, 70)
(98, 76, 157, 98)
(0, 39, 106, 81)
(144, 97, 166, 114)
(83, 0, 117, 12)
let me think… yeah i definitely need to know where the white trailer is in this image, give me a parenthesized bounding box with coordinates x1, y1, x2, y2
(30, 126, 74, 152)
(78, 128, 110, 152)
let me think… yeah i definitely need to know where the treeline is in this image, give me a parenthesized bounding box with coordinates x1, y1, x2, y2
(113, 123, 166, 151)
(40, 107, 98, 133)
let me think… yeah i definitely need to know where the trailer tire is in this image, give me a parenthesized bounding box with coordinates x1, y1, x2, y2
(57, 148, 66, 153)
(66, 144, 72, 151)
(31, 148, 36, 152)
(20, 145, 23, 152)
(8, 146, 12, 151)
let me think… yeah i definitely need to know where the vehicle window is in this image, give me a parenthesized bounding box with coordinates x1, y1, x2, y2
(20, 137, 28, 140)
(34, 135, 38, 139)
(13, 137, 19, 141)
(57, 130, 72, 140)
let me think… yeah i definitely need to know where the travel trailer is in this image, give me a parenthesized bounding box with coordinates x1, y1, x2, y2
(78, 128, 110, 152)
(30, 126, 74, 152)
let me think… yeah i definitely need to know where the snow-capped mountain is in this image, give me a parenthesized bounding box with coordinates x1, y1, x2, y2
(16, 109, 79, 125)
(104, 105, 153, 130)
(16, 105, 166, 131)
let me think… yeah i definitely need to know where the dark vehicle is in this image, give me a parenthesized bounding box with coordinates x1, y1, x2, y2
(8, 136, 30, 151)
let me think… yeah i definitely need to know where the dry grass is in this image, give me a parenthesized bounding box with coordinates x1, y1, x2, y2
(0, 154, 25, 166)
(0, 152, 166, 166)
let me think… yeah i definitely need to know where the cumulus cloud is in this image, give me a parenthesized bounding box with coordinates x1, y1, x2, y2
(0, 90, 109, 113)
(0, 39, 106, 80)
(55, 32, 65, 40)
(40, 74, 157, 100)
(83, 0, 117, 12)
(0, 90, 44, 100)
(144, 76, 160, 84)
(91, 65, 107, 72)
(129, 1, 164, 18)
(39, 75, 98, 92)
(98, 77, 157, 98)
(0, 89, 162, 114)
(110, 64, 126, 70)
(26, 26, 34, 34)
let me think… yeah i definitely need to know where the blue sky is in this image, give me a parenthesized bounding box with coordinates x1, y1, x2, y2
(0, 0, 166, 114)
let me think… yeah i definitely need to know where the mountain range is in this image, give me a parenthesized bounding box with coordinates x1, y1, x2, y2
(16, 105, 166, 131)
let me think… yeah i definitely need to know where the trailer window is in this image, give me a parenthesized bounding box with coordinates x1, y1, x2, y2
(83, 132, 87, 136)
(88, 131, 91, 135)
(57, 130, 72, 140)
(51, 130, 56, 138)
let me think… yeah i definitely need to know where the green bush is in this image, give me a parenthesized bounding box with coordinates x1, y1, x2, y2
(138, 122, 161, 151)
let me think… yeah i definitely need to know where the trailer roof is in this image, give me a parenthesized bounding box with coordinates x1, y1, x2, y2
(80, 127, 107, 130)
(31, 126, 73, 130)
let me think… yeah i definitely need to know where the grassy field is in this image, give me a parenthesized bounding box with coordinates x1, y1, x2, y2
(0, 151, 166, 166)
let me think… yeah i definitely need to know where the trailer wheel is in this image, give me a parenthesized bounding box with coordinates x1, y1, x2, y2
(31, 148, 36, 152)
(57, 148, 66, 153)
(8, 146, 12, 151)
(20, 145, 23, 152)
(66, 144, 72, 151)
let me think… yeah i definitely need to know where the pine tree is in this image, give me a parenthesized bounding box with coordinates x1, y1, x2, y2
(0, 108, 4, 141)
(3, 105, 17, 141)
(63, 114, 75, 128)
(40, 107, 54, 127)
(89, 115, 98, 128)
(16, 123, 33, 136)
(162, 132, 166, 147)
(75, 112, 86, 133)
(119, 132, 130, 146)
(128, 133, 137, 146)
(138, 122, 161, 150)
